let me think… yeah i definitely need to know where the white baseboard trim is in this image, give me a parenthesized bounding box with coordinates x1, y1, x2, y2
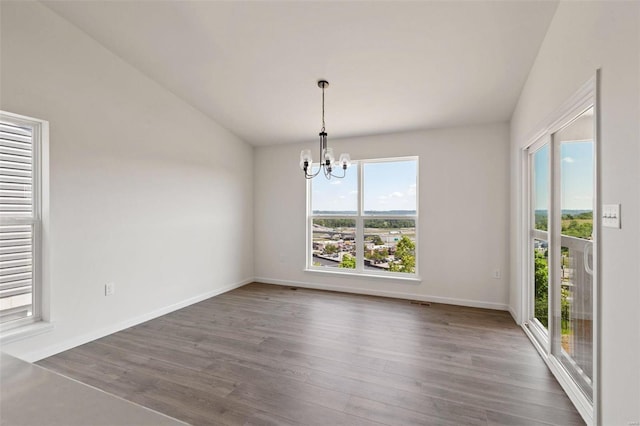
(18, 278, 253, 362)
(254, 277, 509, 311)
(14, 276, 511, 362)
(508, 305, 519, 324)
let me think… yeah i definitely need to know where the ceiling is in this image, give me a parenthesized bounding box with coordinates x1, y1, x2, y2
(43, 1, 558, 146)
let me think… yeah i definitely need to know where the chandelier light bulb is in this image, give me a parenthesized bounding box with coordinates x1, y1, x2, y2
(339, 153, 351, 169)
(324, 147, 335, 165)
(300, 149, 312, 171)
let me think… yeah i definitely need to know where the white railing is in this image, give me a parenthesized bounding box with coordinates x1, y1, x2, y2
(560, 234, 593, 389)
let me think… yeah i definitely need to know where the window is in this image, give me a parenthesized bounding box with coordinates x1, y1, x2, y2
(308, 157, 418, 277)
(0, 111, 45, 331)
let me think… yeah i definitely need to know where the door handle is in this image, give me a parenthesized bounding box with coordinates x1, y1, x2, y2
(584, 242, 593, 276)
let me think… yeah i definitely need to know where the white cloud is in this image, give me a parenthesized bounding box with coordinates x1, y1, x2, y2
(329, 180, 342, 185)
(562, 157, 575, 163)
(390, 191, 404, 198)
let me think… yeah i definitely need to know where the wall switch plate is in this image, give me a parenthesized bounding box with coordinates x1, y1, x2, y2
(602, 204, 621, 228)
(492, 269, 501, 279)
(105, 282, 115, 296)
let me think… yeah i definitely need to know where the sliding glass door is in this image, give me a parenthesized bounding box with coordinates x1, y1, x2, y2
(554, 107, 595, 401)
(526, 105, 596, 406)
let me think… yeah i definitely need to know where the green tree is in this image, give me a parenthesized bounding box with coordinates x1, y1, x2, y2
(389, 236, 415, 273)
(339, 254, 356, 269)
(534, 250, 549, 328)
(535, 212, 548, 231)
(367, 235, 384, 245)
(562, 219, 592, 239)
(365, 247, 388, 263)
(364, 219, 415, 229)
(534, 249, 571, 332)
(324, 244, 338, 255)
(314, 219, 355, 228)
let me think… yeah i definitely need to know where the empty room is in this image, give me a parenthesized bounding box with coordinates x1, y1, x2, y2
(0, 1, 638, 425)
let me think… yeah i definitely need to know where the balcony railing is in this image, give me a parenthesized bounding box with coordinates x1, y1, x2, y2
(560, 234, 593, 397)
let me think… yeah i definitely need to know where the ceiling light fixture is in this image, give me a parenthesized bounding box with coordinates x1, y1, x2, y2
(300, 80, 350, 179)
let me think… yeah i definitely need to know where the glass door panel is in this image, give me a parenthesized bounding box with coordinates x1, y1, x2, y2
(530, 143, 550, 334)
(554, 107, 595, 400)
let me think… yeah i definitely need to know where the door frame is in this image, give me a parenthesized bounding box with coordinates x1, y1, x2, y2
(520, 73, 600, 426)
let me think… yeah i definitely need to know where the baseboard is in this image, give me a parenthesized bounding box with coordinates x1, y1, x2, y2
(508, 305, 520, 324)
(254, 276, 509, 311)
(18, 278, 252, 362)
(15, 275, 510, 362)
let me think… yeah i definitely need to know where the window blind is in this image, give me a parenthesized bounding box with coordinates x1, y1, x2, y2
(0, 121, 35, 323)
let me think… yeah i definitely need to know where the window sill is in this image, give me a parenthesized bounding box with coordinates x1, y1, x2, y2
(0, 321, 54, 345)
(304, 268, 422, 283)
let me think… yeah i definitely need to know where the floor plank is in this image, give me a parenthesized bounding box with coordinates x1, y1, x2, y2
(37, 282, 585, 425)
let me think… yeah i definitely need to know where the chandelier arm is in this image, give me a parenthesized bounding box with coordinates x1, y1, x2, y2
(323, 165, 331, 179)
(329, 167, 347, 179)
(304, 164, 322, 179)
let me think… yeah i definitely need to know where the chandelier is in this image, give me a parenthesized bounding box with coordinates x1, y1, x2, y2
(300, 80, 351, 179)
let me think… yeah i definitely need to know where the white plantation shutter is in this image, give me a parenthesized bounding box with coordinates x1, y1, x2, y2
(0, 117, 39, 325)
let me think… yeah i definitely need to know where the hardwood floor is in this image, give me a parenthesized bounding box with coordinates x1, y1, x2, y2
(37, 283, 584, 426)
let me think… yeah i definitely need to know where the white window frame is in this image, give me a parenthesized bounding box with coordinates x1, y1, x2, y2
(0, 111, 49, 338)
(305, 156, 419, 281)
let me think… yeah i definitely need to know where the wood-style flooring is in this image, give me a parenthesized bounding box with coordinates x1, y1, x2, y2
(37, 283, 584, 426)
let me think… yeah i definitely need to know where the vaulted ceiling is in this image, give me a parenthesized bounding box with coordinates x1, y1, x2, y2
(43, 1, 558, 146)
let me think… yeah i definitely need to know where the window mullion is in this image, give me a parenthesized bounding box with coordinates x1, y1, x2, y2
(357, 161, 364, 271)
(355, 216, 364, 273)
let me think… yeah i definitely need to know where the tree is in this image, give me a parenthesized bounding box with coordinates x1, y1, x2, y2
(535, 212, 548, 231)
(534, 250, 549, 328)
(562, 219, 592, 239)
(365, 247, 388, 263)
(324, 244, 338, 255)
(339, 254, 356, 269)
(367, 235, 384, 245)
(389, 236, 415, 273)
(534, 248, 571, 331)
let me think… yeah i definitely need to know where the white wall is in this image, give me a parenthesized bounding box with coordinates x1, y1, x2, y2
(254, 124, 510, 310)
(0, 1, 254, 361)
(509, 1, 640, 424)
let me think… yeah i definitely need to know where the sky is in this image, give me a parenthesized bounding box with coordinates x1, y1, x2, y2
(311, 160, 417, 213)
(534, 141, 594, 211)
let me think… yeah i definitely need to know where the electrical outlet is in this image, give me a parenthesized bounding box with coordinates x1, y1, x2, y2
(492, 269, 501, 279)
(105, 282, 115, 296)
